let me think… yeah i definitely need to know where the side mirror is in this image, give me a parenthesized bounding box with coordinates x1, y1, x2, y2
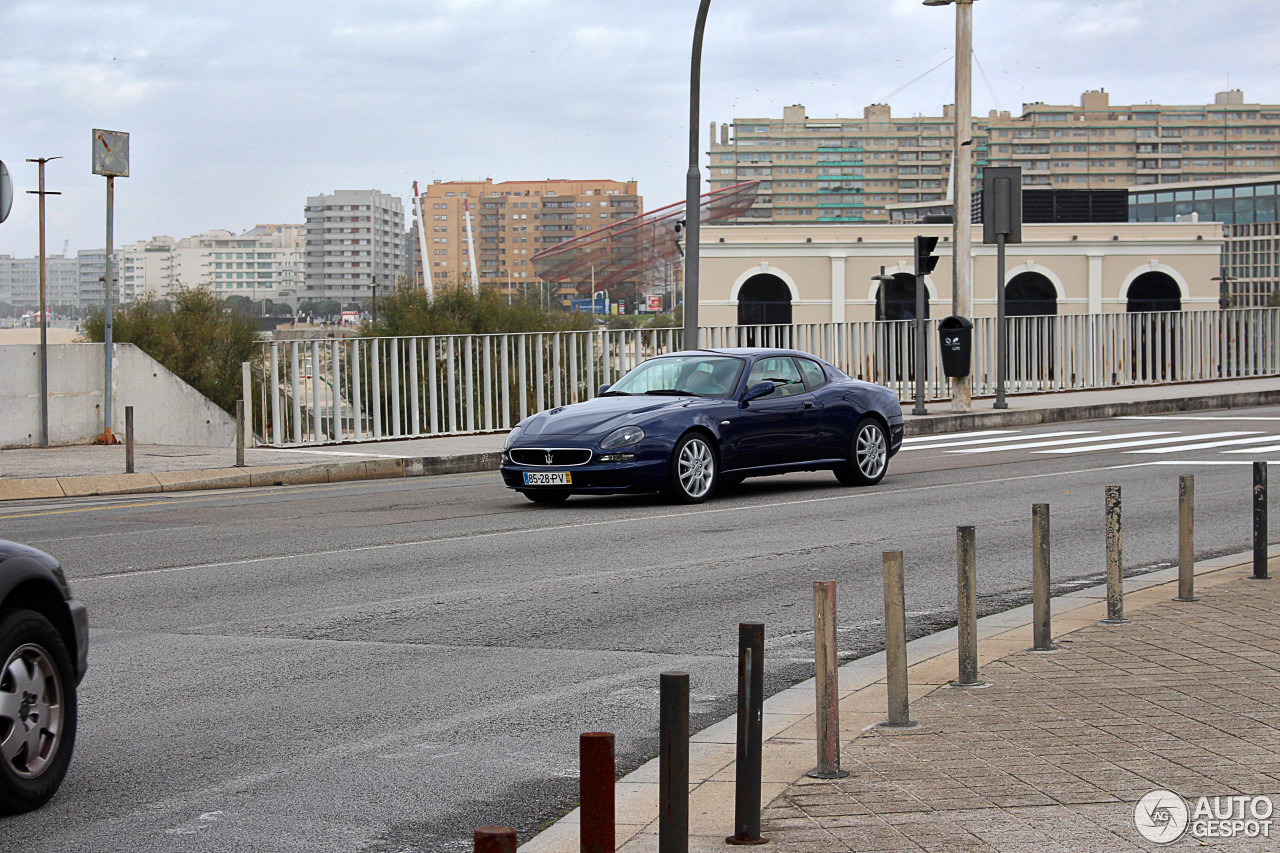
(741, 381, 774, 405)
(598, 384, 611, 395)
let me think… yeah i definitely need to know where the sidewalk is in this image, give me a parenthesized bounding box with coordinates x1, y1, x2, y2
(2, 377, 1278, 501)
(521, 552, 1280, 852)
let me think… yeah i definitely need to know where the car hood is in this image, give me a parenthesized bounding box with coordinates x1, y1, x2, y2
(520, 395, 706, 437)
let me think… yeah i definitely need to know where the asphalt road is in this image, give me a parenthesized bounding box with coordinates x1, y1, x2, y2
(2, 408, 1278, 852)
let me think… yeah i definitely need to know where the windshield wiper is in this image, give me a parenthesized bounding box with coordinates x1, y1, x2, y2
(643, 389, 693, 396)
(598, 390, 632, 396)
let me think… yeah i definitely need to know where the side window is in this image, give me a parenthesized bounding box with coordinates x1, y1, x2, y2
(746, 357, 804, 398)
(796, 358, 828, 391)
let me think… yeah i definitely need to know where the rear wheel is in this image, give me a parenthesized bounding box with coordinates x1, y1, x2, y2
(834, 418, 889, 486)
(665, 433, 718, 503)
(523, 491, 570, 505)
(0, 609, 77, 815)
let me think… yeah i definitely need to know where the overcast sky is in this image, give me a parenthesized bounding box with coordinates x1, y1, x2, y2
(2, 0, 1277, 258)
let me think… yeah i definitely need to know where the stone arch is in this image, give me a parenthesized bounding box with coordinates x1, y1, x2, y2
(1120, 262, 1188, 310)
(729, 263, 800, 303)
(874, 273, 932, 321)
(736, 273, 793, 325)
(1125, 271, 1183, 313)
(1005, 271, 1059, 316)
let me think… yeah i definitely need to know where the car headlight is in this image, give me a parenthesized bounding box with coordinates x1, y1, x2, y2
(503, 426, 523, 451)
(600, 425, 645, 450)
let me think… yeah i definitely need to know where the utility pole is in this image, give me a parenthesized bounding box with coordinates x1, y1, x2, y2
(684, 0, 712, 351)
(26, 157, 62, 447)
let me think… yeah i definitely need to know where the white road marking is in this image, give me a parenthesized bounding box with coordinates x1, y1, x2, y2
(255, 447, 409, 458)
(949, 431, 1173, 454)
(1223, 444, 1280, 454)
(1118, 415, 1280, 422)
(1127, 434, 1280, 454)
(1035, 431, 1259, 455)
(901, 430, 1018, 445)
(900, 430, 1095, 451)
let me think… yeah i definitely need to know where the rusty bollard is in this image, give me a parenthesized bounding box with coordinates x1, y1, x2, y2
(1031, 504, 1057, 652)
(474, 827, 517, 853)
(1175, 475, 1199, 602)
(1101, 485, 1130, 625)
(808, 582, 849, 779)
(580, 733, 615, 853)
(1255, 461, 1269, 580)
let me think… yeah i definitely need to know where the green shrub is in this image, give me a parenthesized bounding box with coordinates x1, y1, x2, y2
(82, 286, 261, 414)
(360, 283, 595, 337)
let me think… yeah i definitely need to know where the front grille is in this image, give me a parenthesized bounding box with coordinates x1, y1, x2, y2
(511, 448, 593, 467)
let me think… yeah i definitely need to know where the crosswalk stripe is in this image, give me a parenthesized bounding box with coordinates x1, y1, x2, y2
(1035, 431, 1260, 455)
(902, 430, 1018, 446)
(948, 431, 1172, 454)
(901, 430, 1094, 452)
(1127, 434, 1280, 454)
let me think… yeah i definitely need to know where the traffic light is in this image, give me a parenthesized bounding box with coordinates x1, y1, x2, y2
(915, 236, 940, 276)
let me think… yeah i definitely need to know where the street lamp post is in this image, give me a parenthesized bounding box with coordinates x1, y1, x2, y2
(26, 157, 61, 448)
(1212, 274, 1236, 310)
(371, 276, 379, 321)
(684, 0, 712, 352)
(924, 0, 975, 412)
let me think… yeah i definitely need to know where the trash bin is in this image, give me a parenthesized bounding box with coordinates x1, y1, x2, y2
(938, 315, 973, 378)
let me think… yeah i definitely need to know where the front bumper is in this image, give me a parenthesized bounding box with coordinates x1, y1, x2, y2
(500, 443, 670, 495)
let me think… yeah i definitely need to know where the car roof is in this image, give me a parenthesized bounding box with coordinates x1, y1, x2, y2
(657, 348, 816, 359)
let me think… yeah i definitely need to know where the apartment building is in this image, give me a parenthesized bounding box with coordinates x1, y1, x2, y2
(413, 179, 641, 298)
(0, 254, 81, 311)
(709, 90, 1280, 226)
(303, 190, 404, 304)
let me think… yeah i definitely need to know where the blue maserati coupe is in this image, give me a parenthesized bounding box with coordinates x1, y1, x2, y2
(499, 348, 904, 504)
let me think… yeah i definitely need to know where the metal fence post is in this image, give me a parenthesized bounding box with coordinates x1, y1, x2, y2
(124, 405, 135, 474)
(1175, 475, 1199, 601)
(1102, 485, 1129, 624)
(727, 622, 768, 845)
(808, 582, 848, 779)
(880, 551, 916, 728)
(1031, 504, 1057, 651)
(580, 732, 615, 853)
(952, 527, 985, 687)
(1255, 461, 1269, 580)
(658, 671, 689, 853)
(235, 400, 246, 468)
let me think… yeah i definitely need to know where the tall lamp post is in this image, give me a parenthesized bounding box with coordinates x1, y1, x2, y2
(26, 157, 62, 447)
(371, 275, 379, 321)
(923, 0, 975, 412)
(1212, 273, 1236, 310)
(684, 0, 712, 351)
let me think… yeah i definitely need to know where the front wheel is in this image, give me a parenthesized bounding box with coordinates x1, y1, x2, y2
(665, 434, 718, 504)
(0, 609, 77, 815)
(834, 418, 889, 486)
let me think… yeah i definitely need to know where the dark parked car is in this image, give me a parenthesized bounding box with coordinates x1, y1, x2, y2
(0, 540, 88, 814)
(500, 348, 904, 504)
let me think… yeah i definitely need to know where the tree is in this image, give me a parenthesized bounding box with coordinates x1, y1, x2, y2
(82, 286, 261, 414)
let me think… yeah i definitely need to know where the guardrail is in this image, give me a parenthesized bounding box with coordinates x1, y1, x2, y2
(250, 307, 1280, 447)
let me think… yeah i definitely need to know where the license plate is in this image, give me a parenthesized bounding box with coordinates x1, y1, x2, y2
(523, 471, 572, 486)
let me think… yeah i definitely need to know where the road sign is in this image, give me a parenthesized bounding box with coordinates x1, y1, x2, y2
(92, 129, 130, 177)
(0, 160, 11, 223)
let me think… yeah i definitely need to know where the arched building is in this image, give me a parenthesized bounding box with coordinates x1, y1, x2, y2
(697, 222, 1221, 325)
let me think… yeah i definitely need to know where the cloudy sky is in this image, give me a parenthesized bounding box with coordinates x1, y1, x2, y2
(2, 0, 1277, 258)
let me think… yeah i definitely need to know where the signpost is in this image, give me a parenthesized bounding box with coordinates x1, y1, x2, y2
(92, 129, 129, 444)
(982, 166, 1022, 409)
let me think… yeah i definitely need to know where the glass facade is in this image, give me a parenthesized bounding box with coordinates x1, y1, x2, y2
(1130, 178, 1280, 306)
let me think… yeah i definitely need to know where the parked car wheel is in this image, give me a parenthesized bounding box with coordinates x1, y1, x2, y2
(0, 609, 78, 815)
(835, 418, 889, 486)
(666, 433, 718, 503)
(523, 491, 570, 505)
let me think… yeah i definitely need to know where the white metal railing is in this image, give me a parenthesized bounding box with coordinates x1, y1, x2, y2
(251, 308, 1280, 446)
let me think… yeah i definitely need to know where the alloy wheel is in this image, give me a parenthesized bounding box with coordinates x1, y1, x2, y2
(1, 642, 64, 779)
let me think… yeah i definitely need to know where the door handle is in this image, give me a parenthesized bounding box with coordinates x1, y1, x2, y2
(803, 401, 815, 409)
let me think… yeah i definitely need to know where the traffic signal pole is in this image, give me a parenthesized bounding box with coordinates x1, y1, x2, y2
(913, 236, 937, 416)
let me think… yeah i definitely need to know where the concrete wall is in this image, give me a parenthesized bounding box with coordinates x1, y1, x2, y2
(1, 343, 236, 448)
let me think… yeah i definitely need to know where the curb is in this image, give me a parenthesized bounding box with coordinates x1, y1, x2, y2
(518, 547, 1278, 852)
(0, 451, 503, 502)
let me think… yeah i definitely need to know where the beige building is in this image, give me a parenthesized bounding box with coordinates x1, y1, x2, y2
(709, 90, 1280, 226)
(697, 222, 1223, 325)
(413, 178, 641, 299)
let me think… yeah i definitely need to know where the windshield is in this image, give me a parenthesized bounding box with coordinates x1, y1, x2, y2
(603, 355, 745, 398)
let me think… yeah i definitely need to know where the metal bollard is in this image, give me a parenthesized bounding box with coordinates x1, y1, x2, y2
(879, 551, 915, 728)
(1102, 485, 1130, 624)
(474, 827, 517, 853)
(1031, 504, 1057, 651)
(658, 671, 689, 853)
(125, 405, 135, 474)
(951, 527, 984, 686)
(580, 733, 615, 853)
(726, 622, 768, 845)
(807, 582, 848, 779)
(1175, 475, 1198, 601)
(235, 399, 246, 468)
(1255, 461, 1269, 580)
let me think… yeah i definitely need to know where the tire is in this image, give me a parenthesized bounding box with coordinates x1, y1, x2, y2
(665, 433, 718, 503)
(523, 490, 570, 505)
(0, 609, 77, 815)
(834, 418, 889, 487)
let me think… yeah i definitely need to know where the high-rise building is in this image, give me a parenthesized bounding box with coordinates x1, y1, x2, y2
(0, 254, 81, 311)
(77, 249, 107, 311)
(708, 91, 1280, 225)
(303, 189, 405, 304)
(412, 179, 641, 300)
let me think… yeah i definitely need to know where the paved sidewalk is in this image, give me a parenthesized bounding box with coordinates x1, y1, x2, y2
(760, 567, 1280, 852)
(2, 377, 1278, 501)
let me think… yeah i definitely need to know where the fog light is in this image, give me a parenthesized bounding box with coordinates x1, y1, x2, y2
(596, 453, 635, 463)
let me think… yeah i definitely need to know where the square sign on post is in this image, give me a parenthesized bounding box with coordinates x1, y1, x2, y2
(92, 129, 130, 177)
(982, 166, 1021, 245)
